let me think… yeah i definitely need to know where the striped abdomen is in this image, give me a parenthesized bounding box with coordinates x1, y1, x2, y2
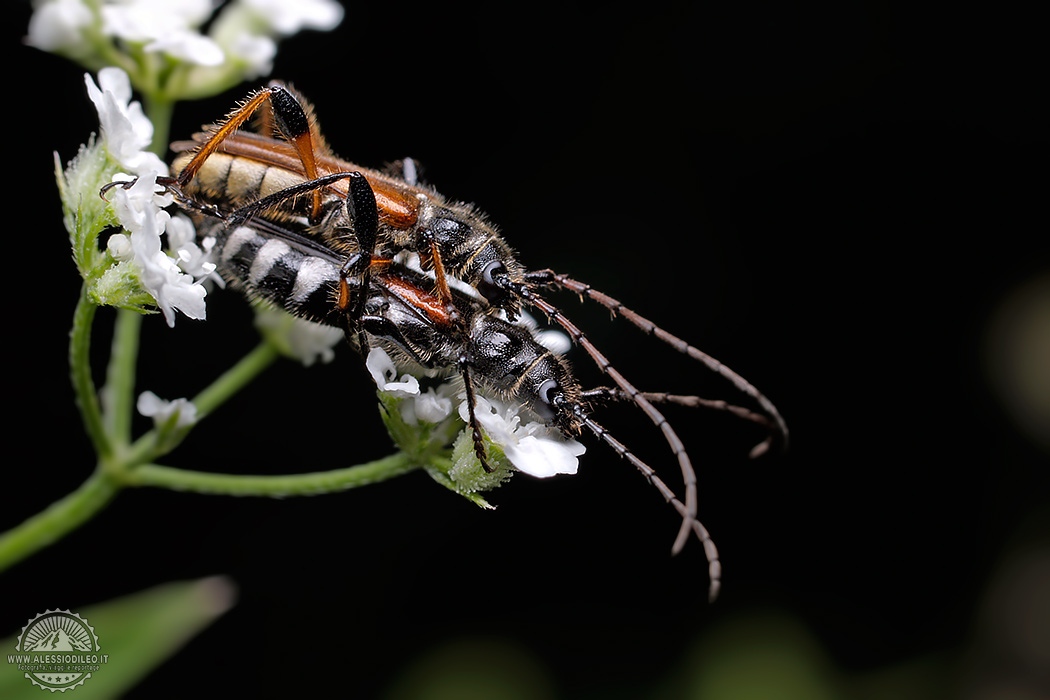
(211, 222, 344, 327)
(171, 151, 323, 217)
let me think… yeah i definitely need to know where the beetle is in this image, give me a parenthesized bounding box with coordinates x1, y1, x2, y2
(103, 81, 788, 576)
(193, 206, 773, 601)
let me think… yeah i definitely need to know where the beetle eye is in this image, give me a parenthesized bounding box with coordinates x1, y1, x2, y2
(538, 378, 559, 406)
(478, 261, 507, 303)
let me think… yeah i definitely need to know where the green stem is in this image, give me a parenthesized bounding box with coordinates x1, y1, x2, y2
(4, 341, 312, 573)
(125, 452, 420, 496)
(0, 470, 119, 573)
(70, 287, 110, 458)
(192, 342, 280, 418)
(123, 342, 280, 466)
(144, 97, 174, 159)
(103, 308, 142, 446)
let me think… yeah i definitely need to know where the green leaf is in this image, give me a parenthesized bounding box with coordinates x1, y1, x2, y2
(0, 576, 236, 699)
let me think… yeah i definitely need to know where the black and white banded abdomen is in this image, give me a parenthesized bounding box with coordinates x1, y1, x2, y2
(216, 224, 344, 327)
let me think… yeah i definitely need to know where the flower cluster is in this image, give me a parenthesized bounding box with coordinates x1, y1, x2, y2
(366, 346, 585, 499)
(27, 0, 344, 99)
(58, 67, 215, 326)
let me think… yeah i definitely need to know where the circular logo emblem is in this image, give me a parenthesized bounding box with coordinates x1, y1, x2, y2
(10, 610, 106, 692)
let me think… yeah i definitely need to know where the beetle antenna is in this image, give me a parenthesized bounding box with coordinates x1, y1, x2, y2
(578, 411, 721, 602)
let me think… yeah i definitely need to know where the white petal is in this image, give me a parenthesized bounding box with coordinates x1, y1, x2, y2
(506, 434, 583, 477)
(96, 65, 132, 104)
(136, 390, 165, 417)
(101, 0, 213, 42)
(146, 31, 225, 66)
(461, 395, 518, 444)
(165, 213, 195, 250)
(462, 395, 585, 477)
(27, 0, 93, 52)
(414, 389, 454, 423)
(384, 375, 421, 395)
(109, 170, 169, 237)
(153, 271, 208, 325)
(240, 0, 344, 35)
(85, 68, 169, 176)
(225, 33, 276, 78)
(114, 178, 208, 327)
(137, 391, 198, 427)
(165, 214, 222, 284)
(366, 347, 397, 386)
(284, 317, 342, 365)
(365, 347, 421, 395)
(106, 233, 132, 261)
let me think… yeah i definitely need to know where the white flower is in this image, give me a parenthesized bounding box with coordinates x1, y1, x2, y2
(137, 391, 198, 428)
(101, 0, 224, 66)
(85, 67, 167, 175)
(146, 29, 226, 66)
(414, 388, 455, 424)
(106, 170, 171, 236)
(459, 395, 585, 478)
(108, 170, 208, 326)
(130, 213, 208, 326)
(223, 32, 276, 74)
(206, 0, 344, 83)
(366, 347, 421, 397)
(101, 0, 214, 37)
(166, 214, 223, 287)
(364, 321, 582, 478)
(86, 66, 212, 325)
(366, 347, 461, 428)
(25, 0, 93, 53)
(239, 0, 344, 35)
(29, 1, 344, 99)
(398, 384, 457, 428)
(106, 231, 133, 261)
(253, 306, 344, 366)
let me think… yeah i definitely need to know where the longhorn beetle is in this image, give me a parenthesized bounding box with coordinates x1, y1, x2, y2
(154, 82, 788, 554)
(103, 82, 788, 587)
(188, 195, 778, 601)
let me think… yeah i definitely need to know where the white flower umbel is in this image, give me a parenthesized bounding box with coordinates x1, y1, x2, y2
(77, 67, 213, 325)
(28, 0, 345, 100)
(102, 168, 208, 326)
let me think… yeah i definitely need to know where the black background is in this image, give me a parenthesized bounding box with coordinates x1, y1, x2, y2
(5, 2, 1048, 698)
